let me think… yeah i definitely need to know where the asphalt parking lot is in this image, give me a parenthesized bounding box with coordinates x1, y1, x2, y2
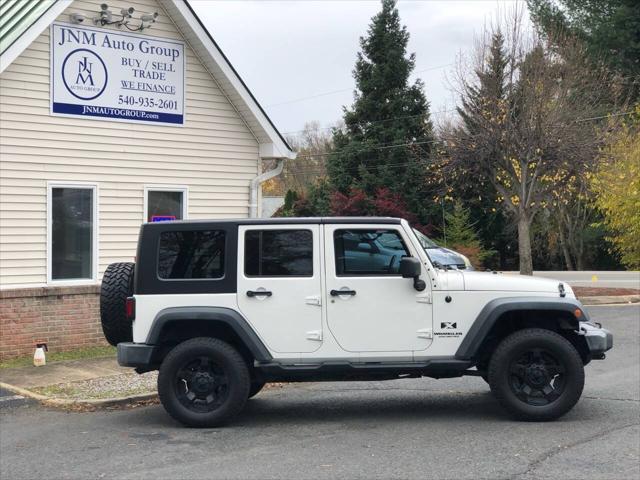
(1, 304, 638, 480)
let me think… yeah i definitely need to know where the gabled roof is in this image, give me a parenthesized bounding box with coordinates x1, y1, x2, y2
(0, 0, 55, 55)
(0, 0, 294, 159)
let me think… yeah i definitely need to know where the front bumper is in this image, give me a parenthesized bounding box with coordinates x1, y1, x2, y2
(579, 322, 613, 359)
(117, 342, 160, 368)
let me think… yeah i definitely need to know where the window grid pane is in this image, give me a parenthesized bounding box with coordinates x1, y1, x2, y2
(147, 190, 183, 222)
(51, 187, 93, 280)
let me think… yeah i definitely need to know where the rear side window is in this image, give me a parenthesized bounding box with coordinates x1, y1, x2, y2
(158, 230, 225, 279)
(245, 230, 313, 277)
(334, 229, 408, 276)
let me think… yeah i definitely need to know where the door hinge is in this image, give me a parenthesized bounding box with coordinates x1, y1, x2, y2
(416, 293, 432, 304)
(416, 328, 433, 339)
(306, 330, 323, 341)
(305, 295, 322, 306)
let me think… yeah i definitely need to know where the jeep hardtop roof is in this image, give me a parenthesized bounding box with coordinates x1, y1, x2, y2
(134, 217, 405, 296)
(141, 217, 403, 230)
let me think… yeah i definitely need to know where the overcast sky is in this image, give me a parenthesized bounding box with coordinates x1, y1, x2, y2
(191, 0, 529, 137)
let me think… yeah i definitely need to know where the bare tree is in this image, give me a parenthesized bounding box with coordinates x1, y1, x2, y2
(444, 10, 616, 274)
(284, 121, 334, 193)
(261, 121, 334, 198)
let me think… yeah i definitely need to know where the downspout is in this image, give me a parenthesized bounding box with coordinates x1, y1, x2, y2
(249, 159, 285, 218)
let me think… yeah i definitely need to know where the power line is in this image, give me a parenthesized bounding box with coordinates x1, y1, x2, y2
(282, 107, 457, 136)
(281, 108, 636, 172)
(281, 105, 636, 139)
(291, 138, 440, 160)
(574, 110, 637, 123)
(266, 62, 454, 109)
(283, 107, 636, 137)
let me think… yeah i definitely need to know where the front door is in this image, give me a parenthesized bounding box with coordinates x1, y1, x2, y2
(237, 225, 322, 354)
(324, 224, 432, 353)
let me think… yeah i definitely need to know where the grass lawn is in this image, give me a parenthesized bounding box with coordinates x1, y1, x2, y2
(0, 345, 116, 370)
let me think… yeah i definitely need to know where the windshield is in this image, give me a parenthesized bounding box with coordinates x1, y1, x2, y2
(412, 228, 439, 249)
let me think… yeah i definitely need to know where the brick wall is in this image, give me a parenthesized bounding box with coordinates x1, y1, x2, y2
(0, 285, 107, 360)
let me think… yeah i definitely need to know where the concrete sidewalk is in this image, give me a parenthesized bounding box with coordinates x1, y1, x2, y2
(0, 356, 125, 390)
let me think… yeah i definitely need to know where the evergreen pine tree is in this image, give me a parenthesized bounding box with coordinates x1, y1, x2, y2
(327, 0, 435, 223)
(442, 202, 495, 268)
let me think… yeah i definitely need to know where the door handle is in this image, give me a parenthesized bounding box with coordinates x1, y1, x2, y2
(330, 289, 356, 296)
(246, 290, 272, 298)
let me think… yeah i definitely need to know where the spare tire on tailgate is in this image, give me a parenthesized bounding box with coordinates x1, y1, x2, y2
(100, 262, 135, 346)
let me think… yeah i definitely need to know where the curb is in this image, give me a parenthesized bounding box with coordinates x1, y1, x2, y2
(580, 295, 640, 305)
(0, 381, 157, 408)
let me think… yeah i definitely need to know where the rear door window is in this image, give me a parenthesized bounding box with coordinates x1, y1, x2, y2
(245, 230, 313, 277)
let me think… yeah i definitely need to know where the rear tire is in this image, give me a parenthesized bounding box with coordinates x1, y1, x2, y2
(100, 262, 134, 346)
(248, 380, 266, 399)
(488, 328, 584, 421)
(158, 337, 250, 428)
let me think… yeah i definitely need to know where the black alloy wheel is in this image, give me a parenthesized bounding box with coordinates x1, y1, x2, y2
(488, 328, 584, 421)
(508, 348, 566, 406)
(175, 356, 230, 413)
(158, 337, 250, 427)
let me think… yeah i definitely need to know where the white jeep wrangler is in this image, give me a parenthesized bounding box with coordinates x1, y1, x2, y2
(100, 217, 612, 427)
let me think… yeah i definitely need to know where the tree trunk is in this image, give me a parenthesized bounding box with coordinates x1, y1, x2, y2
(558, 224, 575, 270)
(517, 213, 534, 275)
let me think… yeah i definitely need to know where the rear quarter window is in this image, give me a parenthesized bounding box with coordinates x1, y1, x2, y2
(158, 230, 225, 279)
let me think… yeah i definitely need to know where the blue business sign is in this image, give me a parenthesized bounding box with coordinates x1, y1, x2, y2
(51, 23, 185, 126)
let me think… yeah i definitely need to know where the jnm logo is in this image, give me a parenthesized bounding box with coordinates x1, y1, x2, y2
(61, 48, 107, 100)
(75, 56, 95, 86)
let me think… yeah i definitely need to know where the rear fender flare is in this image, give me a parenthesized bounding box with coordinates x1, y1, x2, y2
(147, 306, 272, 362)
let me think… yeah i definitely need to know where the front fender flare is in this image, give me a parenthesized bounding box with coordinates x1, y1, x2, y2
(455, 296, 586, 360)
(146, 306, 272, 362)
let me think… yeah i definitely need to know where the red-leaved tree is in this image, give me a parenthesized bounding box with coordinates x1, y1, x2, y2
(329, 187, 432, 234)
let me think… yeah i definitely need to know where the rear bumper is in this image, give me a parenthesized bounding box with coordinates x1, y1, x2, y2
(117, 342, 160, 368)
(579, 322, 613, 359)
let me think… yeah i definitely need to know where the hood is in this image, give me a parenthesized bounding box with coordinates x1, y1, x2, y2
(460, 271, 572, 294)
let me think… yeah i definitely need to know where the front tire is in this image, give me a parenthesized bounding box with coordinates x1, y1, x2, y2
(488, 328, 584, 421)
(158, 337, 250, 428)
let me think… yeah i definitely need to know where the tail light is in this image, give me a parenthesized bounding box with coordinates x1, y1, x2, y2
(125, 296, 136, 321)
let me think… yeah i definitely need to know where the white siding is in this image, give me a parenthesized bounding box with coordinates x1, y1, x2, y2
(0, 0, 260, 287)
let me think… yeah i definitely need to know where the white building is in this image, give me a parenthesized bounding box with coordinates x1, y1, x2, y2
(0, 0, 294, 358)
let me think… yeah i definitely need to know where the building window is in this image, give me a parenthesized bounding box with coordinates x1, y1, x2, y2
(334, 229, 408, 276)
(158, 230, 226, 279)
(145, 186, 187, 222)
(48, 184, 97, 282)
(245, 230, 313, 277)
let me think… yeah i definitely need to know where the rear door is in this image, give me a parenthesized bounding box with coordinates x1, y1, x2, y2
(237, 225, 323, 354)
(324, 224, 433, 353)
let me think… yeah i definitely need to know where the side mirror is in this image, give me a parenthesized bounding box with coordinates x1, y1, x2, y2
(399, 257, 427, 291)
(399, 257, 421, 278)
